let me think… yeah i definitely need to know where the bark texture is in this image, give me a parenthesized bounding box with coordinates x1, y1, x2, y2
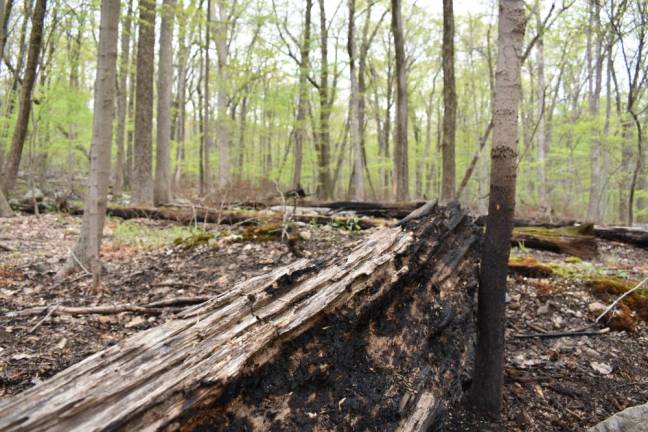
(114, 0, 134, 196)
(391, 0, 409, 200)
(132, 0, 156, 206)
(348, 0, 364, 200)
(441, 0, 456, 202)
(0, 204, 479, 432)
(471, 0, 526, 417)
(66, 0, 120, 271)
(154, 0, 177, 205)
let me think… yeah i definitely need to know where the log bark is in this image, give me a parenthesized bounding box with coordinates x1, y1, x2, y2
(0, 204, 479, 432)
(593, 225, 648, 249)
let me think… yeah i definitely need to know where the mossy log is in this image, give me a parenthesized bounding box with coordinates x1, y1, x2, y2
(0, 204, 479, 432)
(512, 224, 598, 259)
(231, 200, 427, 219)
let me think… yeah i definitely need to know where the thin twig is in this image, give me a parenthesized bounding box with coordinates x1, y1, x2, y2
(596, 277, 648, 323)
(70, 249, 91, 275)
(28, 305, 58, 333)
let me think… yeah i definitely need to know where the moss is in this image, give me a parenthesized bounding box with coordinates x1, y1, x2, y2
(513, 224, 594, 238)
(508, 256, 554, 277)
(564, 256, 582, 264)
(173, 231, 216, 248)
(241, 223, 284, 242)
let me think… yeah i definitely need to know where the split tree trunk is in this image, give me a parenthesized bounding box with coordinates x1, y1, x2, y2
(0, 204, 479, 432)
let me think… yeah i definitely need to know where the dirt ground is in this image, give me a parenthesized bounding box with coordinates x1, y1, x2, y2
(1, 212, 647, 431)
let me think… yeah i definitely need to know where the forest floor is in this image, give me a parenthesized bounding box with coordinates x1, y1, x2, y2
(0, 212, 647, 431)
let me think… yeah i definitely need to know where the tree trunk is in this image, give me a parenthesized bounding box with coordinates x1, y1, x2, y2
(63, 0, 120, 273)
(1, 0, 46, 197)
(291, 0, 312, 190)
(535, 4, 548, 210)
(215, 0, 230, 188)
(471, 0, 526, 417)
(0, 188, 12, 217)
(585, 0, 603, 221)
(114, 0, 134, 197)
(315, 0, 333, 199)
(154, 0, 176, 205)
(441, 0, 456, 202)
(0, 204, 479, 432)
(391, 0, 409, 201)
(173, 4, 189, 192)
(132, 0, 156, 206)
(348, 0, 364, 200)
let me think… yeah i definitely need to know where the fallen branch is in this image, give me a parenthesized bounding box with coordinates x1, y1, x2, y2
(6, 304, 170, 318)
(514, 326, 609, 339)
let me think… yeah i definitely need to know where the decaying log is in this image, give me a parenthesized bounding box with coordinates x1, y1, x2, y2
(512, 224, 598, 259)
(0, 203, 479, 432)
(593, 225, 648, 249)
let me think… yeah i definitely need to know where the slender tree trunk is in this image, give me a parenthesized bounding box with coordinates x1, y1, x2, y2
(174, 2, 189, 191)
(215, 0, 230, 188)
(391, 0, 408, 200)
(348, 0, 364, 200)
(132, 0, 156, 206)
(125, 37, 137, 189)
(586, 0, 603, 221)
(315, 0, 333, 199)
(471, 0, 526, 417)
(114, 0, 134, 197)
(535, 5, 548, 210)
(154, 0, 176, 205)
(63, 0, 120, 274)
(203, 0, 213, 194)
(0, 0, 13, 169)
(1, 0, 46, 197)
(292, 0, 312, 189)
(441, 0, 456, 202)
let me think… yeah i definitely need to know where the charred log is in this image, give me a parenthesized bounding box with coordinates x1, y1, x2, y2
(0, 204, 478, 432)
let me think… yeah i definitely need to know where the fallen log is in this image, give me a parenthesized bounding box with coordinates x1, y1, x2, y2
(512, 224, 598, 259)
(226, 200, 427, 219)
(0, 203, 479, 432)
(21, 204, 383, 230)
(593, 225, 648, 249)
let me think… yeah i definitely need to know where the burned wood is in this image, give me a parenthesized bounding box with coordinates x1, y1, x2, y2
(0, 204, 479, 432)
